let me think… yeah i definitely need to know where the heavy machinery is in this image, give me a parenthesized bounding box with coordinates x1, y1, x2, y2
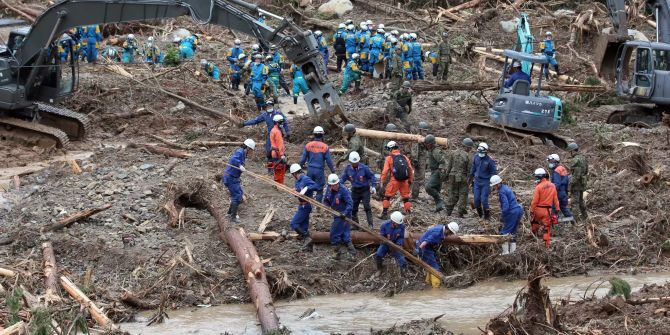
(467, 50, 574, 148)
(513, 13, 534, 76)
(0, 0, 340, 148)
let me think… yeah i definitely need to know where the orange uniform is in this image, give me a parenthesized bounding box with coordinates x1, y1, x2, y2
(381, 149, 414, 213)
(530, 178, 560, 247)
(270, 124, 286, 184)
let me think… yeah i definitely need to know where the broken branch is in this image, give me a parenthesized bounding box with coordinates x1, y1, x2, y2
(42, 204, 112, 232)
(60, 276, 119, 331)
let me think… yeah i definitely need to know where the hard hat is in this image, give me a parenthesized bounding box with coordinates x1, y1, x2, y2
(200, 59, 208, 67)
(345, 19, 353, 25)
(378, 23, 385, 29)
(273, 114, 283, 123)
(366, 19, 373, 25)
(447, 222, 460, 234)
(347, 24, 355, 30)
(244, 139, 256, 150)
(391, 30, 399, 35)
(254, 53, 263, 59)
(270, 44, 277, 51)
(534, 168, 547, 178)
(401, 33, 408, 40)
(238, 53, 246, 60)
(512, 61, 521, 68)
(385, 123, 398, 132)
(265, 99, 274, 106)
(424, 134, 436, 145)
(234, 39, 241, 45)
(410, 32, 417, 39)
(462, 137, 474, 147)
(344, 123, 356, 134)
(567, 142, 579, 151)
(478, 142, 489, 151)
(547, 153, 560, 162)
(313, 126, 325, 134)
(384, 32, 391, 38)
(127, 34, 135, 39)
(148, 36, 155, 42)
(352, 53, 360, 59)
(377, 28, 384, 34)
(289, 164, 302, 174)
(252, 43, 260, 50)
(390, 211, 404, 224)
(402, 81, 411, 88)
(390, 37, 398, 44)
(327, 173, 340, 185)
(418, 121, 429, 130)
(349, 151, 361, 163)
(546, 31, 553, 36)
(442, 31, 449, 37)
(386, 141, 398, 149)
(490, 175, 502, 187)
(265, 55, 273, 61)
(339, 23, 346, 29)
(360, 22, 367, 29)
(173, 36, 182, 42)
(314, 30, 322, 36)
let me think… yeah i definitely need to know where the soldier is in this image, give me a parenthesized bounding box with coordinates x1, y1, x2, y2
(423, 135, 447, 212)
(337, 124, 366, 168)
(386, 81, 412, 132)
(567, 143, 589, 221)
(388, 47, 405, 92)
(410, 121, 430, 199)
(434, 31, 451, 81)
(444, 138, 474, 217)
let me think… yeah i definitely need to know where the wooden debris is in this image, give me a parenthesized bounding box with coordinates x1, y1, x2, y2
(189, 141, 244, 148)
(60, 276, 119, 330)
(0, 267, 16, 277)
(628, 296, 670, 306)
(413, 80, 607, 93)
(445, 0, 484, 13)
(0, 321, 27, 335)
(355, 128, 449, 147)
(0, 0, 35, 22)
(69, 160, 82, 174)
(42, 241, 62, 304)
(42, 204, 112, 232)
(120, 291, 159, 309)
(606, 206, 624, 221)
(100, 108, 152, 120)
(258, 207, 276, 233)
(473, 48, 577, 83)
(130, 143, 193, 159)
(149, 134, 192, 150)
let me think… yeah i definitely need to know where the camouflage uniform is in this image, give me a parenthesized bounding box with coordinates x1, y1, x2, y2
(388, 50, 405, 92)
(424, 145, 447, 209)
(444, 148, 471, 216)
(434, 39, 451, 81)
(386, 89, 412, 132)
(337, 134, 366, 166)
(410, 142, 428, 199)
(568, 153, 589, 220)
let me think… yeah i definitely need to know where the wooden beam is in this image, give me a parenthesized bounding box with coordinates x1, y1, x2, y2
(60, 276, 119, 331)
(42, 204, 112, 232)
(354, 128, 449, 147)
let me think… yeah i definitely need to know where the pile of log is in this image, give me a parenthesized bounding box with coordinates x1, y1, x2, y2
(353, 128, 449, 147)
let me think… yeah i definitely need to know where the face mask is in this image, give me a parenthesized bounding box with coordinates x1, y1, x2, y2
(534, 179, 541, 184)
(266, 108, 273, 113)
(548, 163, 555, 169)
(478, 153, 485, 158)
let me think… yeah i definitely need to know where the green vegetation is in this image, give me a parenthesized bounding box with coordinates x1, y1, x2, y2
(163, 47, 181, 67)
(29, 308, 52, 335)
(608, 277, 632, 300)
(6, 287, 23, 325)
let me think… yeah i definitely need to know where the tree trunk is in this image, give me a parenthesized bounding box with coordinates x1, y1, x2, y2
(60, 276, 119, 331)
(42, 241, 62, 304)
(0, 321, 27, 335)
(42, 204, 112, 232)
(354, 128, 449, 146)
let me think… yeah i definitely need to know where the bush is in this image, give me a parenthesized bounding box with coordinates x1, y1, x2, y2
(608, 277, 631, 300)
(163, 47, 181, 67)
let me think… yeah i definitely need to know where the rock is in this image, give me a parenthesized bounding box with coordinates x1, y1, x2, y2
(500, 19, 518, 34)
(139, 163, 155, 170)
(317, 0, 353, 18)
(170, 101, 186, 112)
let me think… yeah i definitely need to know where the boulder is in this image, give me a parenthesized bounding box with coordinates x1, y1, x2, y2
(317, 0, 353, 18)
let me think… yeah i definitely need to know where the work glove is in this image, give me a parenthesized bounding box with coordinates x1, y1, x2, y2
(339, 213, 347, 220)
(281, 155, 287, 164)
(370, 187, 376, 195)
(238, 165, 246, 172)
(300, 186, 308, 195)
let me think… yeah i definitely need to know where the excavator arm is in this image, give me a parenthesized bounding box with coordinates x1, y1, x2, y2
(514, 13, 534, 76)
(14, 0, 337, 116)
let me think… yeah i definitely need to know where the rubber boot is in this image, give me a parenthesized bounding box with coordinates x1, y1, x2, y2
(303, 236, 313, 252)
(378, 209, 389, 220)
(365, 210, 374, 229)
(509, 242, 517, 254)
(554, 64, 560, 76)
(445, 206, 454, 216)
(476, 207, 483, 218)
(501, 242, 509, 255)
(429, 274, 441, 288)
(374, 255, 384, 277)
(332, 245, 343, 260)
(435, 200, 446, 213)
(484, 209, 491, 221)
(229, 202, 240, 224)
(293, 96, 298, 104)
(346, 241, 357, 259)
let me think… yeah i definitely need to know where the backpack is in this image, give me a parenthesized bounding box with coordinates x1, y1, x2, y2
(392, 154, 410, 181)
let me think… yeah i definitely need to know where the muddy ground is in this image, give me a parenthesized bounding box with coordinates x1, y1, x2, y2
(1, 0, 670, 333)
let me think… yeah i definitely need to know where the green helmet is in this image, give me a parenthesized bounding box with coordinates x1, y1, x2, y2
(344, 123, 356, 134)
(462, 137, 474, 147)
(402, 81, 411, 88)
(418, 121, 429, 131)
(566, 142, 579, 151)
(385, 123, 398, 132)
(424, 134, 436, 145)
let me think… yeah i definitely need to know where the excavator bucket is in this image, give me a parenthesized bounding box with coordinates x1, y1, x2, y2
(593, 33, 628, 81)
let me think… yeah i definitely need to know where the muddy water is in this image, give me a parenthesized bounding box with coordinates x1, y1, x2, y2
(121, 272, 670, 335)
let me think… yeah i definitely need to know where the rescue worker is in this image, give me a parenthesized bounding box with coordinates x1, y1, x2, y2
(101, 46, 121, 62)
(357, 23, 371, 73)
(200, 59, 220, 81)
(339, 53, 362, 94)
(369, 28, 386, 76)
(229, 53, 246, 90)
(340, 152, 376, 228)
(387, 81, 413, 131)
(315, 30, 329, 74)
(333, 23, 348, 71)
(410, 122, 430, 199)
(374, 211, 407, 276)
(344, 24, 358, 61)
(384, 37, 399, 80)
(490, 175, 523, 255)
(337, 124, 366, 167)
(290, 63, 311, 104)
(416, 222, 459, 288)
(380, 141, 414, 219)
(547, 154, 573, 221)
(265, 55, 280, 103)
(567, 143, 589, 220)
(227, 39, 243, 65)
(530, 168, 560, 248)
(299, 126, 336, 202)
(470, 142, 497, 220)
(144, 36, 163, 64)
(401, 34, 413, 81)
(409, 33, 424, 80)
(270, 114, 287, 184)
(241, 100, 290, 173)
(434, 31, 451, 81)
(121, 34, 138, 63)
(179, 35, 196, 59)
(251, 54, 269, 108)
(388, 46, 405, 92)
(249, 44, 261, 58)
(269, 45, 292, 96)
(289, 164, 321, 252)
(375, 123, 399, 199)
(444, 138, 474, 217)
(223, 139, 255, 224)
(57, 33, 72, 61)
(540, 31, 560, 80)
(258, 13, 266, 24)
(423, 134, 447, 212)
(504, 62, 531, 89)
(81, 24, 102, 63)
(324, 174, 356, 260)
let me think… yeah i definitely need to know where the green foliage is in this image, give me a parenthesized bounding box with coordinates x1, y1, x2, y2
(561, 101, 576, 125)
(661, 239, 670, 252)
(608, 277, 632, 300)
(184, 128, 206, 141)
(163, 47, 181, 67)
(29, 308, 52, 335)
(6, 287, 23, 325)
(594, 123, 613, 150)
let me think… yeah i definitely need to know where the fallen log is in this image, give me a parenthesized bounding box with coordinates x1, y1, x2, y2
(354, 128, 449, 147)
(0, 321, 27, 335)
(0, 267, 16, 277)
(42, 241, 62, 304)
(130, 143, 193, 159)
(0, 0, 35, 22)
(445, 0, 484, 13)
(189, 141, 244, 147)
(100, 108, 152, 120)
(473, 48, 578, 83)
(42, 204, 112, 232)
(258, 207, 275, 233)
(627, 296, 670, 306)
(60, 276, 119, 331)
(149, 134, 192, 150)
(120, 291, 159, 310)
(164, 180, 280, 333)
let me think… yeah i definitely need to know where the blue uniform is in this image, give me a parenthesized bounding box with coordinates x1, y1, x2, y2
(223, 148, 246, 203)
(324, 185, 353, 245)
(369, 34, 385, 72)
(542, 39, 557, 65)
(204, 63, 220, 80)
(339, 59, 361, 94)
(81, 25, 102, 63)
(376, 220, 407, 267)
(498, 184, 523, 240)
(410, 40, 424, 80)
(344, 31, 358, 60)
(416, 225, 445, 270)
(299, 139, 335, 202)
(316, 35, 329, 72)
(551, 165, 573, 218)
(290, 175, 320, 235)
(357, 30, 371, 72)
(122, 39, 138, 64)
(340, 163, 376, 189)
(504, 70, 531, 88)
(179, 40, 194, 59)
(290, 64, 310, 98)
(251, 62, 269, 100)
(227, 46, 243, 64)
(470, 154, 497, 210)
(243, 110, 290, 157)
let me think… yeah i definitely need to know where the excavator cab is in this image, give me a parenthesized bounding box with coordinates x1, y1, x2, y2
(615, 41, 670, 104)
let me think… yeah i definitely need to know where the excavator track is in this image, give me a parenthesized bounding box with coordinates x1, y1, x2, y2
(604, 104, 665, 127)
(35, 103, 90, 140)
(0, 116, 69, 148)
(466, 121, 574, 149)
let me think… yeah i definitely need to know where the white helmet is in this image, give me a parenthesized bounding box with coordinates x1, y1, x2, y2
(390, 211, 404, 224)
(147, 36, 155, 42)
(200, 59, 208, 67)
(289, 163, 302, 174)
(390, 37, 398, 44)
(446, 222, 459, 234)
(366, 19, 373, 25)
(352, 53, 360, 59)
(339, 23, 346, 29)
(127, 34, 135, 39)
(547, 153, 560, 162)
(237, 53, 246, 60)
(478, 142, 489, 151)
(327, 173, 340, 185)
(173, 36, 182, 43)
(378, 23, 385, 29)
(391, 30, 399, 36)
(386, 141, 397, 149)
(377, 28, 385, 34)
(349, 151, 360, 163)
(272, 114, 283, 123)
(490, 175, 502, 187)
(512, 61, 521, 68)
(244, 139, 256, 150)
(252, 43, 260, 50)
(234, 39, 241, 45)
(347, 24, 355, 30)
(410, 32, 417, 39)
(360, 22, 367, 29)
(534, 168, 547, 178)
(314, 30, 322, 36)
(546, 31, 553, 36)
(313, 126, 325, 135)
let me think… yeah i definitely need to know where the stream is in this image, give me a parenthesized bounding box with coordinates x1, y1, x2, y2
(121, 271, 670, 334)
